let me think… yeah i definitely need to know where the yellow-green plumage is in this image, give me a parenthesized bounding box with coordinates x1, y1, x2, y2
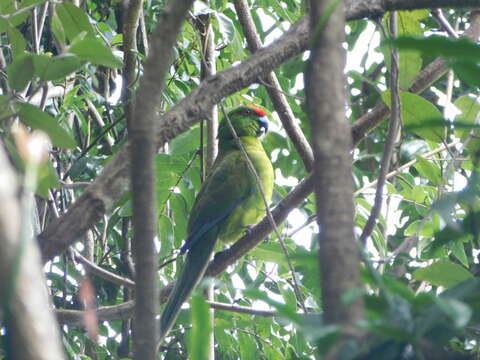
(159, 105, 274, 344)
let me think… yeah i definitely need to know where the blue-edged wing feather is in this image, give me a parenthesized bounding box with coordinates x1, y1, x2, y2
(159, 150, 255, 342)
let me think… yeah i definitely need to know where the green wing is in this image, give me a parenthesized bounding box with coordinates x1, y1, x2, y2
(181, 150, 255, 252)
(159, 150, 255, 343)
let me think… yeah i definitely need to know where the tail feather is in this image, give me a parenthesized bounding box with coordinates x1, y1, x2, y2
(159, 233, 217, 344)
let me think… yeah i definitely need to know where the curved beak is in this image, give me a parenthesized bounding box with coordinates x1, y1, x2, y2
(257, 116, 269, 135)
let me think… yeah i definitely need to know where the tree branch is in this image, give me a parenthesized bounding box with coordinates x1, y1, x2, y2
(56, 300, 278, 326)
(122, 0, 143, 126)
(73, 249, 135, 288)
(345, 0, 480, 20)
(351, 9, 480, 145)
(233, 0, 314, 170)
(306, 4, 363, 358)
(38, 14, 310, 262)
(360, 12, 401, 245)
(38, 4, 480, 263)
(128, 0, 195, 358)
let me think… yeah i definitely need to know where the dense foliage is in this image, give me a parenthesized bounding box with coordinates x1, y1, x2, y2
(1, 0, 480, 359)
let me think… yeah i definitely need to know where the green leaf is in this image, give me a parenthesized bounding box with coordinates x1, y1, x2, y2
(158, 215, 174, 259)
(7, 25, 26, 56)
(382, 91, 445, 142)
(396, 11, 425, 89)
(413, 260, 473, 288)
(451, 61, 480, 87)
(33, 53, 83, 81)
(170, 193, 188, 246)
(55, 2, 95, 42)
(169, 126, 200, 155)
(279, 286, 297, 313)
(215, 12, 235, 46)
(238, 332, 257, 359)
(251, 242, 289, 267)
(244, 288, 301, 323)
(453, 95, 480, 139)
(17, 103, 77, 149)
(414, 156, 442, 186)
(392, 36, 480, 61)
(36, 160, 60, 198)
(6, 54, 34, 91)
(450, 239, 469, 268)
(69, 38, 122, 68)
(404, 219, 435, 238)
(188, 295, 211, 360)
(0, 0, 15, 15)
(51, 10, 66, 46)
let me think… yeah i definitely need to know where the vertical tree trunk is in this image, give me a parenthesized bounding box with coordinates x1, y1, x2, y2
(305, 1, 364, 357)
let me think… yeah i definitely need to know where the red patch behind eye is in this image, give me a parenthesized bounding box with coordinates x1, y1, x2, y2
(246, 104, 267, 117)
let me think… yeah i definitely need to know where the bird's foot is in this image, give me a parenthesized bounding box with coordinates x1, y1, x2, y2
(242, 225, 254, 236)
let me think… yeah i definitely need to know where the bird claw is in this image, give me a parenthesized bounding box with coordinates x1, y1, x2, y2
(243, 225, 254, 236)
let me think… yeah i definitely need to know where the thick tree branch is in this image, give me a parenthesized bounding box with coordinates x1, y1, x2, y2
(128, 0, 194, 358)
(306, 3, 363, 357)
(345, 0, 480, 20)
(38, 14, 310, 261)
(38, 3, 480, 262)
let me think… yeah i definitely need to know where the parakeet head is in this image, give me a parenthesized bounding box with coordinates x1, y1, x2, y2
(219, 104, 269, 140)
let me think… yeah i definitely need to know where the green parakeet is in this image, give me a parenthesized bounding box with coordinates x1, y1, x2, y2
(159, 104, 274, 343)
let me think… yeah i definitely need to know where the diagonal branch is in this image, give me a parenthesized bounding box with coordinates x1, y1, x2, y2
(233, 0, 313, 170)
(38, 15, 310, 262)
(220, 104, 308, 313)
(38, 6, 480, 263)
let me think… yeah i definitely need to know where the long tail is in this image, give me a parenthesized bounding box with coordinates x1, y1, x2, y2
(158, 233, 216, 345)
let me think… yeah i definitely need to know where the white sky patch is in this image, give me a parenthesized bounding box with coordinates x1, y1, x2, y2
(289, 209, 316, 249)
(346, 22, 383, 73)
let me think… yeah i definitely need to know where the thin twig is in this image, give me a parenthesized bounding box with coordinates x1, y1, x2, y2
(1, 1, 49, 20)
(233, 0, 313, 171)
(139, 6, 149, 57)
(59, 181, 91, 189)
(360, 13, 401, 245)
(55, 299, 297, 326)
(257, 78, 304, 101)
(73, 249, 135, 288)
(159, 149, 199, 214)
(431, 8, 459, 39)
(289, 144, 460, 246)
(85, 97, 114, 147)
(62, 115, 125, 180)
(355, 141, 459, 195)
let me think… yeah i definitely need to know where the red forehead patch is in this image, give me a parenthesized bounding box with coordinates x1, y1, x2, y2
(246, 104, 267, 117)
